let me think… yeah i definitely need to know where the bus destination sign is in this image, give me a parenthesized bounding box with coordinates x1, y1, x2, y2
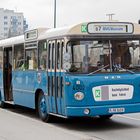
(87, 22, 134, 34)
(25, 29, 38, 41)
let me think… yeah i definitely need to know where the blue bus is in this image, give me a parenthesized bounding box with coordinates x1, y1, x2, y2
(0, 22, 140, 122)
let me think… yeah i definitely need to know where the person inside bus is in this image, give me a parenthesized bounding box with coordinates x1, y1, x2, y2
(16, 52, 24, 69)
(25, 56, 30, 69)
(138, 55, 140, 65)
(113, 56, 122, 71)
(112, 40, 131, 68)
(40, 52, 47, 70)
(31, 51, 37, 69)
(82, 56, 92, 73)
(97, 61, 102, 68)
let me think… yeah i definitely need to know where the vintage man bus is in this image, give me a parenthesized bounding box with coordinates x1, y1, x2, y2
(0, 22, 140, 122)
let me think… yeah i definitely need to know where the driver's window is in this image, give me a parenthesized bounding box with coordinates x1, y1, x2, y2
(130, 41, 140, 66)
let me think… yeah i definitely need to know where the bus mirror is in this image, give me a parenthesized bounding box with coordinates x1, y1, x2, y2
(63, 62, 71, 71)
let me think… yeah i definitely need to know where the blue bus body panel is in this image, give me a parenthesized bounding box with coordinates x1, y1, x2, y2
(12, 70, 65, 116)
(66, 103, 140, 117)
(5, 69, 140, 118)
(12, 70, 47, 109)
(64, 73, 140, 117)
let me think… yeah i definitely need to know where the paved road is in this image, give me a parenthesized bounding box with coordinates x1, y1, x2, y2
(0, 105, 140, 140)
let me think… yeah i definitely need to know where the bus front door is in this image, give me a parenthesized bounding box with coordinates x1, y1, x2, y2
(3, 47, 13, 101)
(48, 40, 64, 115)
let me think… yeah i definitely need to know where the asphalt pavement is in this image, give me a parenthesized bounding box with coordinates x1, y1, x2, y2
(0, 105, 140, 140)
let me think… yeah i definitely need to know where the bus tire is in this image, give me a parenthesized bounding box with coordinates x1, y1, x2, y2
(38, 93, 51, 122)
(0, 101, 5, 108)
(99, 115, 113, 120)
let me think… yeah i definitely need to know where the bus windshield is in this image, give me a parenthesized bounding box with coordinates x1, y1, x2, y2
(66, 40, 140, 74)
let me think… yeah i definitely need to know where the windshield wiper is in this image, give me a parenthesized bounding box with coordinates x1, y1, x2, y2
(120, 67, 135, 74)
(88, 64, 109, 75)
(131, 65, 140, 69)
(87, 65, 135, 75)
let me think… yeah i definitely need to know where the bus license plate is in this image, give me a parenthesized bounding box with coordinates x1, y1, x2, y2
(109, 108, 125, 113)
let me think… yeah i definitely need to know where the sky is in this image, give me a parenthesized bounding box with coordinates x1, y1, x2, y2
(1, 0, 140, 29)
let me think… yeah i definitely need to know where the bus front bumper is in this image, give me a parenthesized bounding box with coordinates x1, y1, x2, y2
(66, 103, 140, 117)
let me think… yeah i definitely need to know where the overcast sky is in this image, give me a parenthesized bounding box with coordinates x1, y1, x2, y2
(1, 0, 140, 29)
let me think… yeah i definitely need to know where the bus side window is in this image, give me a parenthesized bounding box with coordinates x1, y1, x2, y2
(0, 47, 3, 69)
(61, 41, 64, 98)
(14, 44, 24, 70)
(25, 49, 37, 70)
(38, 40, 47, 70)
(57, 42, 60, 69)
(52, 43, 55, 69)
(61, 41, 64, 69)
(48, 43, 51, 69)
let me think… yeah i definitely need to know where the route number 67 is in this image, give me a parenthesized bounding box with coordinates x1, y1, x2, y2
(95, 26, 101, 32)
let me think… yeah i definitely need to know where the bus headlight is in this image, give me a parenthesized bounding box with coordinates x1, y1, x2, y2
(74, 92, 84, 101)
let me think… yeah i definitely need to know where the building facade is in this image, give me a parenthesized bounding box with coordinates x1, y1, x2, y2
(0, 8, 28, 40)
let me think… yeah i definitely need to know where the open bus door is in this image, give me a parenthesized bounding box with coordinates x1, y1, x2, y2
(3, 47, 13, 101)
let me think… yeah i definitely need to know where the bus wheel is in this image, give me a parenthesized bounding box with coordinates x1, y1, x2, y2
(99, 115, 113, 120)
(38, 93, 51, 122)
(0, 101, 5, 108)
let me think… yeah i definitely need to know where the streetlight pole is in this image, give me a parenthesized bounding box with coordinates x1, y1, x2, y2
(54, 0, 56, 28)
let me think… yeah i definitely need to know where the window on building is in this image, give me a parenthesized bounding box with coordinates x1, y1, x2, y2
(4, 27, 8, 31)
(11, 16, 16, 19)
(4, 33, 7, 37)
(4, 16, 8, 20)
(18, 22, 21, 25)
(4, 22, 8, 25)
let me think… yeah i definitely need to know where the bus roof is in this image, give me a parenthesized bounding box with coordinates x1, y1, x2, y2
(39, 22, 140, 39)
(0, 22, 140, 47)
(0, 35, 24, 47)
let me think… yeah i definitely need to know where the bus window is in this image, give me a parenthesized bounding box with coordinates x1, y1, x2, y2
(66, 40, 140, 74)
(52, 43, 55, 69)
(67, 40, 110, 73)
(25, 49, 37, 70)
(111, 40, 140, 69)
(61, 42, 64, 69)
(0, 47, 3, 69)
(48, 43, 51, 69)
(14, 44, 24, 70)
(38, 40, 47, 70)
(57, 42, 60, 69)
